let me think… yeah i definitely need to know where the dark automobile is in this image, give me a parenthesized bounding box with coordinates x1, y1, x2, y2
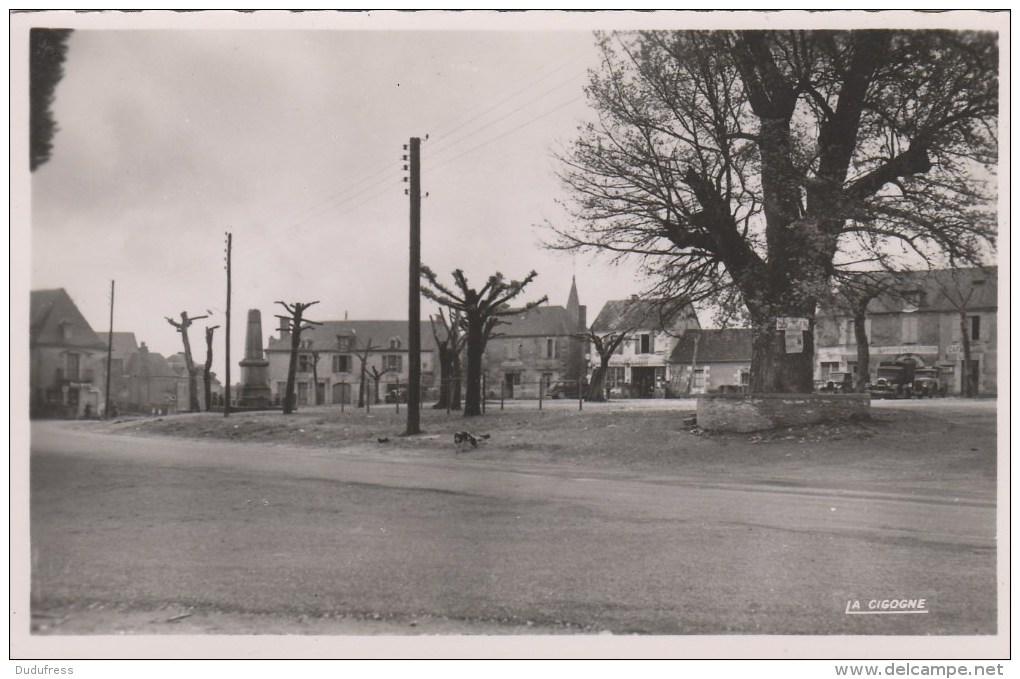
(867, 361, 916, 399)
(384, 387, 408, 404)
(546, 382, 581, 399)
(912, 367, 946, 398)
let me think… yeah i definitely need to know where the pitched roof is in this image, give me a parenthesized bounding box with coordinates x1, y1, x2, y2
(496, 305, 578, 337)
(870, 267, 998, 314)
(125, 348, 175, 378)
(266, 320, 438, 352)
(29, 288, 106, 349)
(591, 298, 693, 333)
(669, 328, 752, 364)
(108, 332, 139, 358)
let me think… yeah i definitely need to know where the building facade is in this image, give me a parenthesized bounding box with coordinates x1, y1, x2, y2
(30, 289, 107, 418)
(815, 267, 997, 396)
(480, 277, 587, 400)
(265, 320, 436, 407)
(668, 328, 753, 395)
(589, 296, 700, 398)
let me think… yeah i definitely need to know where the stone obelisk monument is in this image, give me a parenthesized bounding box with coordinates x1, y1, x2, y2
(238, 309, 272, 407)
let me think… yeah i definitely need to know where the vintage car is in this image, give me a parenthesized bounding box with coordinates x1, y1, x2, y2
(912, 367, 946, 398)
(867, 362, 916, 399)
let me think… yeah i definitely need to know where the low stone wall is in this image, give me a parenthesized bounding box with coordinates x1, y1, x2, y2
(696, 393, 870, 433)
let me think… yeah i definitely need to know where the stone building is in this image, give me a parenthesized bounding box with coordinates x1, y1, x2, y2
(481, 277, 587, 399)
(30, 289, 106, 418)
(265, 320, 436, 407)
(589, 296, 700, 398)
(668, 328, 752, 395)
(814, 266, 998, 396)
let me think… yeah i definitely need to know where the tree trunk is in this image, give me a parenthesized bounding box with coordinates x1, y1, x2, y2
(959, 312, 975, 397)
(853, 309, 871, 392)
(203, 338, 214, 412)
(586, 363, 608, 402)
(432, 343, 450, 409)
(283, 331, 300, 414)
(463, 324, 484, 417)
(451, 351, 463, 410)
(180, 329, 200, 412)
(748, 307, 816, 393)
(311, 363, 320, 406)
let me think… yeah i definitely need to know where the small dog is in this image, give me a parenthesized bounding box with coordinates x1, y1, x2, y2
(454, 431, 490, 453)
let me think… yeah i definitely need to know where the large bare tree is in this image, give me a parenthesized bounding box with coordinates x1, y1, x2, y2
(421, 267, 547, 417)
(165, 311, 208, 412)
(578, 329, 632, 402)
(429, 309, 466, 411)
(274, 301, 321, 415)
(553, 30, 998, 393)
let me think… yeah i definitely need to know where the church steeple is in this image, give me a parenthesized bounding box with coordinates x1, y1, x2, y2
(566, 276, 585, 331)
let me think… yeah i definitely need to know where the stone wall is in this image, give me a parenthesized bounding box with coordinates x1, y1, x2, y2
(696, 393, 871, 433)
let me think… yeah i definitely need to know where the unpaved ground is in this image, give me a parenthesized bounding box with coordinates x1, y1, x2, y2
(25, 398, 998, 640)
(82, 398, 997, 498)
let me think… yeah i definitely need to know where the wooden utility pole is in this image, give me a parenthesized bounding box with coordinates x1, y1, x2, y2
(166, 311, 209, 412)
(406, 136, 422, 435)
(224, 232, 232, 417)
(274, 300, 321, 414)
(104, 280, 114, 419)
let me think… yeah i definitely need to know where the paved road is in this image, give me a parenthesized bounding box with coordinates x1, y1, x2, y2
(25, 420, 996, 636)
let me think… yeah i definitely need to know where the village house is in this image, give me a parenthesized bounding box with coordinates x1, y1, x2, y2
(589, 296, 700, 398)
(481, 277, 587, 399)
(265, 319, 436, 407)
(668, 328, 753, 395)
(30, 288, 107, 418)
(814, 266, 998, 396)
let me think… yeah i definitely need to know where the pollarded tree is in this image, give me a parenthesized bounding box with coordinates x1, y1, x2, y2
(274, 301, 321, 414)
(421, 267, 547, 417)
(553, 30, 998, 393)
(430, 309, 466, 410)
(578, 329, 632, 402)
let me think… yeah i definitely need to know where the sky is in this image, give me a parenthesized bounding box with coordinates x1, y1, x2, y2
(24, 14, 652, 380)
(19, 10, 1006, 384)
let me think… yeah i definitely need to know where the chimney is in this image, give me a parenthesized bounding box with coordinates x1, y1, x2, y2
(630, 294, 639, 301)
(279, 316, 291, 339)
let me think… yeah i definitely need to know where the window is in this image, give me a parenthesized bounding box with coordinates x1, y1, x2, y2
(821, 362, 839, 379)
(970, 315, 981, 341)
(902, 316, 918, 344)
(336, 336, 351, 352)
(298, 354, 313, 373)
(545, 338, 556, 359)
(389, 337, 402, 350)
(66, 353, 80, 381)
(332, 355, 351, 373)
(606, 367, 626, 387)
(60, 321, 73, 341)
(692, 369, 706, 389)
(384, 355, 402, 372)
(639, 334, 651, 354)
(297, 382, 309, 405)
(542, 373, 553, 393)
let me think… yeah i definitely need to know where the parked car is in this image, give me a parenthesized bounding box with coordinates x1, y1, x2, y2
(912, 367, 946, 398)
(867, 361, 916, 399)
(384, 387, 408, 404)
(546, 382, 580, 399)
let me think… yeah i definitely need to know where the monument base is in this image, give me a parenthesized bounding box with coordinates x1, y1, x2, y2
(695, 393, 870, 433)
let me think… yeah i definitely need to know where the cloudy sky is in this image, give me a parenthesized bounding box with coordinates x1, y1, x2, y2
(23, 12, 657, 379)
(19, 11, 1004, 382)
